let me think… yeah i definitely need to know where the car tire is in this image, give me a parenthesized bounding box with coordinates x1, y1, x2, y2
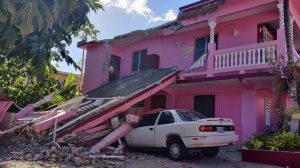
(202, 147, 219, 158)
(121, 138, 132, 151)
(167, 139, 186, 161)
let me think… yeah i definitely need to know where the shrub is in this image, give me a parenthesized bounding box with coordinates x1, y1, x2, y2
(245, 132, 300, 152)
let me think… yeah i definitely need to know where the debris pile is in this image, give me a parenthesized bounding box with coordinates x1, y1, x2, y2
(0, 68, 178, 166)
(0, 135, 127, 167)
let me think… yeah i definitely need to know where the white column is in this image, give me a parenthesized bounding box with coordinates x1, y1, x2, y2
(277, 3, 284, 28)
(209, 21, 217, 43)
(290, 16, 294, 45)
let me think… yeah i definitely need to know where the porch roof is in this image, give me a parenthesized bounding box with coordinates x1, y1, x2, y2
(55, 67, 178, 111)
(46, 67, 179, 135)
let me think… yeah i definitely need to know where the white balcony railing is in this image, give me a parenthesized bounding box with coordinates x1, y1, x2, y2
(214, 41, 277, 70)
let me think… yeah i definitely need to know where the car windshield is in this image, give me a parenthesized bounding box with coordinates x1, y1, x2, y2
(176, 110, 206, 122)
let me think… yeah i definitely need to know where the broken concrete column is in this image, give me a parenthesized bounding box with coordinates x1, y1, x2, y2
(91, 123, 132, 153)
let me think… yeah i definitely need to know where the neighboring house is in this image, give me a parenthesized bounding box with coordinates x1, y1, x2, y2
(78, 0, 300, 142)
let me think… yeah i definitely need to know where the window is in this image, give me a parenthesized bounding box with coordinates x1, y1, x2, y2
(151, 95, 166, 110)
(109, 55, 121, 82)
(265, 97, 271, 126)
(194, 35, 218, 61)
(158, 112, 174, 125)
(132, 50, 159, 71)
(176, 110, 206, 122)
(132, 50, 147, 71)
(258, 23, 277, 43)
(194, 95, 215, 118)
(136, 113, 159, 127)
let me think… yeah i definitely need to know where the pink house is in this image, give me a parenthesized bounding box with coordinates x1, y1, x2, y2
(78, 0, 300, 143)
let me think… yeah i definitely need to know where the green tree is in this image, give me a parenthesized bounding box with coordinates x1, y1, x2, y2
(0, 59, 59, 106)
(283, 0, 299, 132)
(58, 73, 79, 100)
(0, 59, 80, 107)
(0, 0, 103, 78)
(272, 0, 299, 132)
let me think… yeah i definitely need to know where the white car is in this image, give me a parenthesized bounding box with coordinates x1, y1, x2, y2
(124, 109, 239, 161)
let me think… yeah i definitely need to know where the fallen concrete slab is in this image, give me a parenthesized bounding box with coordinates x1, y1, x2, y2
(91, 123, 133, 153)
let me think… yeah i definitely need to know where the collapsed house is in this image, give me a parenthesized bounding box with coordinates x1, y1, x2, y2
(0, 68, 178, 157)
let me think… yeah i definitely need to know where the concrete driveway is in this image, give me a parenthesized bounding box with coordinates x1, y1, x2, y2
(122, 147, 279, 168)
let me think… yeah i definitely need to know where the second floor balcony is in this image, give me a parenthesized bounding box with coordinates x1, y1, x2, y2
(180, 38, 300, 80)
(213, 41, 278, 73)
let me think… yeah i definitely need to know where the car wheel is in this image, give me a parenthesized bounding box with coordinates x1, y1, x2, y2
(202, 147, 219, 158)
(121, 138, 132, 151)
(167, 139, 186, 161)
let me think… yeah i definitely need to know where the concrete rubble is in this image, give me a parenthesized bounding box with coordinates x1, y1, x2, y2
(0, 134, 135, 167)
(0, 94, 148, 167)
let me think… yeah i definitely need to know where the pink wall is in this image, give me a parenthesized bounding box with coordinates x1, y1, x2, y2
(216, 10, 278, 49)
(240, 90, 257, 142)
(119, 28, 209, 77)
(83, 45, 110, 92)
(181, 0, 277, 26)
(117, 10, 278, 78)
(216, 92, 241, 142)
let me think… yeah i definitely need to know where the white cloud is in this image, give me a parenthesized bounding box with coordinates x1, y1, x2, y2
(152, 10, 177, 22)
(100, 0, 177, 22)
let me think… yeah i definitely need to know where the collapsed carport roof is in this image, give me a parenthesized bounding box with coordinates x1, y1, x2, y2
(31, 68, 179, 136)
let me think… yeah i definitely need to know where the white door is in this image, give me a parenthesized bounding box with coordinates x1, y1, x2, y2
(125, 113, 159, 147)
(154, 111, 175, 147)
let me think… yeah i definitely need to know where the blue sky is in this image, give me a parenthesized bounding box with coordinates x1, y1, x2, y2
(59, 0, 196, 74)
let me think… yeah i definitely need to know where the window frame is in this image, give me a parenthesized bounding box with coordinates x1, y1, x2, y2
(193, 34, 218, 62)
(194, 36, 209, 62)
(176, 109, 207, 122)
(157, 111, 175, 125)
(136, 112, 159, 128)
(132, 49, 147, 71)
(264, 97, 271, 126)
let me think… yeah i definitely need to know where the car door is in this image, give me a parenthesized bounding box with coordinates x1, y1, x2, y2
(125, 113, 159, 147)
(154, 111, 175, 147)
